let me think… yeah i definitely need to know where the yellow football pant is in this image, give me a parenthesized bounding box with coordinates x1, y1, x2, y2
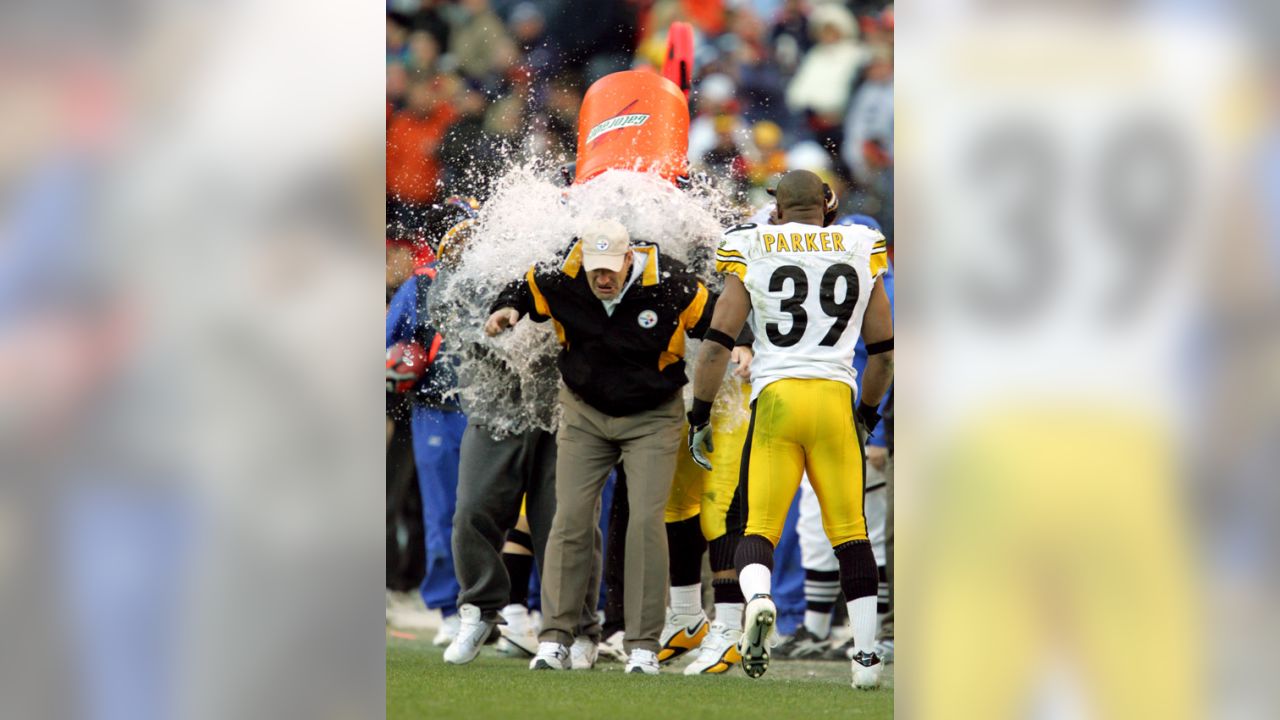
(743, 378, 866, 547)
(665, 379, 752, 540)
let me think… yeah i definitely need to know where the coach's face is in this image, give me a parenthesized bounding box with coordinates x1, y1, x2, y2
(587, 251, 633, 300)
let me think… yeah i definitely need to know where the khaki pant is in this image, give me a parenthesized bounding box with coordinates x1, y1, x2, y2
(539, 386, 683, 652)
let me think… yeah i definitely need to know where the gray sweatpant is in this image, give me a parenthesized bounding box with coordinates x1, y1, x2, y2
(451, 425, 561, 616)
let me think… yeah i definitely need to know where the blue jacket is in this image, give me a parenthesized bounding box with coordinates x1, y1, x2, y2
(852, 262, 894, 448)
(386, 264, 460, 410)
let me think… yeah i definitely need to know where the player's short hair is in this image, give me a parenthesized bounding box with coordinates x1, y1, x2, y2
(774, 170, 826, 211)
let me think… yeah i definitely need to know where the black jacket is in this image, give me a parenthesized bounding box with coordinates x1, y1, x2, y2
(492, 241, 714, 417)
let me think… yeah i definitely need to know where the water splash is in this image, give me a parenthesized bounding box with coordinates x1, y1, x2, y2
(434, 160, 753, 439)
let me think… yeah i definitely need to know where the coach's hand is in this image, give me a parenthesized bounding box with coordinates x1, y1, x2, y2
(484, 307, 520, 336)
(688, 420, 714, 471)
(731, 345, 754, 379)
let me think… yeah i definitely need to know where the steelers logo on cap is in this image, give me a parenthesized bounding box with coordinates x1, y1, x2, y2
(595, 239, 610, 251)
(637, 310, 658, 329)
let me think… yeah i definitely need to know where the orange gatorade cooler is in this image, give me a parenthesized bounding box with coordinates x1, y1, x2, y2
(574, 70, 690, 185)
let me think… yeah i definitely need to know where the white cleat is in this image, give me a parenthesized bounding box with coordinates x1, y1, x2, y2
(443, 604, 494, 665)
(737, 594, 777, 679)
(683, 622, 742, 675)
(497, 604, 539, 657)
(851, 650, 884, 689)
(570, 636, 599, 670)
(658, 609, 710, 664)
(598, 630, 628, 663)
(528, 641, 570, 670)
(432, 612, 461, 647)
(625, 648, 660, 675)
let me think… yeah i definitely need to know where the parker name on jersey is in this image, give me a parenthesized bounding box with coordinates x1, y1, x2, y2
(716, 221, 888, 400)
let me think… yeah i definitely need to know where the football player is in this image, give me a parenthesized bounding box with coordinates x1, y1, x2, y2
(687, 170, 893, 689)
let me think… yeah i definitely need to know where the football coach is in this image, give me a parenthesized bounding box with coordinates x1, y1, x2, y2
(485, 218, 720, 674)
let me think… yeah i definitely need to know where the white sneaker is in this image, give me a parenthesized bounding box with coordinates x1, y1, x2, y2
(443, 604, 494, 665)
(737, 594, 777, 679)
(528, 641, 570, 670)
(570, 636, 599, 670)
(385, 591, 434, 630)
(658, 609, 710, 663)
(625, 648, 660, 675)
(683, 622, 742, 675)
(851, 650, 883, 689)
(497, 604, 538, 657)
(432, 612, 461, 647)
(598, 630, 628, 663)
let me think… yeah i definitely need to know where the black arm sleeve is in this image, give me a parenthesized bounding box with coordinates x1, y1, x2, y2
(489, 272, 545, 321)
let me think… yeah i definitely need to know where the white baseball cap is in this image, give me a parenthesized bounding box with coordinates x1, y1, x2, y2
(580, 219, 631, 272)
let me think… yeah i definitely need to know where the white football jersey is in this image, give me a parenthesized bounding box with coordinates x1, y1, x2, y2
(716, 221, 888, 401)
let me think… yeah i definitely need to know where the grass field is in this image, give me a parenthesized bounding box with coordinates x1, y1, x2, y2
(387, 632, 893, 720)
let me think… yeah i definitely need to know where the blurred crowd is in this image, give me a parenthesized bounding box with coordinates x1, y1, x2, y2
(387, 0, 894, 250)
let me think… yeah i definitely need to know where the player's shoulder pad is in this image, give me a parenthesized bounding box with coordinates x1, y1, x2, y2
(723, 222, 757, 236)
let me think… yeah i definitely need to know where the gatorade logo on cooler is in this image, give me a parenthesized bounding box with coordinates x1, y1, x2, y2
(586, 112, 651, 145)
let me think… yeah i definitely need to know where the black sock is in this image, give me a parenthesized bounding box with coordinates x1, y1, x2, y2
(734, 534, 775, 574)
(708, 532, 739, 574)
(833, 540, 878, 601)
(503, 528, 534, 607)
(666, 515, 707, 587)
(712, 577, 744, 605)
(503, 552, 533, 607)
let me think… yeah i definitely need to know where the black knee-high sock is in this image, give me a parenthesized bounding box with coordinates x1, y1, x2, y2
(710, 532, 744, 604)
(833, 540, 878, 601)
(503, 528, 534, 607)
(709, 531, 739, 574)
(734, 534, 775, 574)
(712, 577, 744, 604)
(666, 515, 706, 587)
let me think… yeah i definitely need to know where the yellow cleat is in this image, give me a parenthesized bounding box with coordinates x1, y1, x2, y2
(658, 610, 710, 663)
(683, 623, 743, 674)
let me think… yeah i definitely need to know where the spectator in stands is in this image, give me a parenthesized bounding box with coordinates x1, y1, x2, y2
(701, 115, 752, 196)
(438, 86, 502, 200)
(689, 74, 752, 168)
(723, 10, 791, 130)
(768, 0, 812, 74)
(388, 13, 411, 63)
(387, 62, 409, 114)
(387, 80, 458, 229)
(508, 2, 558, 80)
(747, 120, 789, 188)
(842, 45, 893, 187)
(449, 0, 518, 82)
(785, 3, 867, 164)
(405, 31, 441, 79)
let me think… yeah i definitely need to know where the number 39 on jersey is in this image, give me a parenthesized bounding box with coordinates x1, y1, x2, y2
(716, 221, 888, 401)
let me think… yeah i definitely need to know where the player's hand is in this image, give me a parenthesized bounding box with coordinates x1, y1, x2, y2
(731, 345, 754, 379)
(688, 420, 714, 471)
(867, 444, 888, 472)
(484, 307, 520, 336)
(855, 402, 880, 445)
